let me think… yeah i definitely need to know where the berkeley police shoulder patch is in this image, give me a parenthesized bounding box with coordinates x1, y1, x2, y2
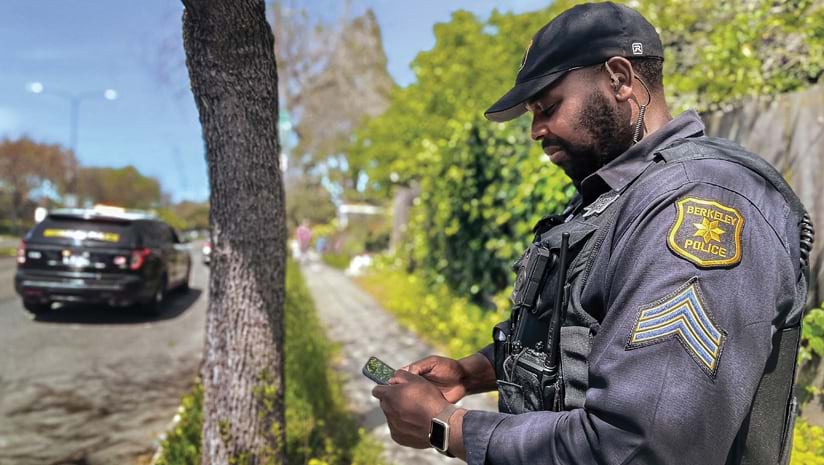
(667, 197, 744, 268)
(626, 277, 727, 379)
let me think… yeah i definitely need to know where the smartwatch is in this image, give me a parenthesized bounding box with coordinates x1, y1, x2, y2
(429, 404, 458, 457)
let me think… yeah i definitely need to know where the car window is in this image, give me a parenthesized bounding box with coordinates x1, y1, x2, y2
(143, 221, 162, 247)
(157, 222, 174, 245)
(31, 216, 135, 247)
(169, 227, 181, 244)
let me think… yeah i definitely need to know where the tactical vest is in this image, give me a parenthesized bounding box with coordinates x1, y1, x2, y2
(494, 136, 813, 465)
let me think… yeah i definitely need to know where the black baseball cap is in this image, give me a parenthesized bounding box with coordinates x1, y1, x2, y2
(485, 2, 664, 122)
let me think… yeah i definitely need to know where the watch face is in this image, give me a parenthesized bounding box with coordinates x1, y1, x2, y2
(429, 419, 447, 450)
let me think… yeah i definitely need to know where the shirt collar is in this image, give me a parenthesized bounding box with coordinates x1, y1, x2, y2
(579, 110, 706, 203)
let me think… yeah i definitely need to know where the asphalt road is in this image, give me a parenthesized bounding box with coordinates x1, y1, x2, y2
(0, 250, 208, 465)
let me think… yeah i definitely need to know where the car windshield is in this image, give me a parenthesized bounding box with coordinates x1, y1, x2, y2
(29, 216, 134, 247)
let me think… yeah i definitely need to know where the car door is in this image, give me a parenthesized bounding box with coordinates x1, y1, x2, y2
(154, 223, 177, 285)
(168, 226, 189, 285)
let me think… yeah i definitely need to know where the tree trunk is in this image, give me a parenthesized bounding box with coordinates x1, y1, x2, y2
(181, 1, 286, 464)
(9, 175, 22, 232)
(390, 183, 420, 253)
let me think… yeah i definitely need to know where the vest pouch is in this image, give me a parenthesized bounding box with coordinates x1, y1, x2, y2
(510, 244, 555, 314)
(498, 349, 547, 414)
(497, 380, 526, 414)
(492, 320, 512, 383)
(533, 220, 598, 323)
(498, 367, 544, 414)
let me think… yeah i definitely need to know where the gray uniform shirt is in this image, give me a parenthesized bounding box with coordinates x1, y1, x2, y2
(464, 111, 802, 465)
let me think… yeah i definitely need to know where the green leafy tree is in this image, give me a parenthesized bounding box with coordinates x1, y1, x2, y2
(75, 165, 164, 210)
(0, 137, 76, 232)
(285, 180, 337, 232)
(349, 5, 578, 299)
(351, 0, 824, 301)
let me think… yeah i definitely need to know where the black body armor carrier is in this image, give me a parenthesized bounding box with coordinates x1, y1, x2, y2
(493, 136, 813, 465)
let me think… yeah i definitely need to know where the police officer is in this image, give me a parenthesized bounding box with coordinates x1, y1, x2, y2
(372, 3, 813, 464)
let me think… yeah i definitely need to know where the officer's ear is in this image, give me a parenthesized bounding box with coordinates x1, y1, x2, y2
(604, 57, 634, 103)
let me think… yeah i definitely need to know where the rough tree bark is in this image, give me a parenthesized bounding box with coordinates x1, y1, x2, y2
(181, 1, 285, 464)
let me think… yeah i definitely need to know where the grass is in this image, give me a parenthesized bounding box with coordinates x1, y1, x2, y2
(355, 259, 508, 359)
(153, 260, 386, 465)
(0, 247, 16, 257)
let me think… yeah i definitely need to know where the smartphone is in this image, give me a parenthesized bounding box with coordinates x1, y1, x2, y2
(362, 356, 396, 385)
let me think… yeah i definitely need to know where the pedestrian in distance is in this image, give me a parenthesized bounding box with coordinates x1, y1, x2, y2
(296, 220, 313, 264)
(372, 3, 814, 464)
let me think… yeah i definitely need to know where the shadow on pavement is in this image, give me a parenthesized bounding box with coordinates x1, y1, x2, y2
(31, 287, 204, 325)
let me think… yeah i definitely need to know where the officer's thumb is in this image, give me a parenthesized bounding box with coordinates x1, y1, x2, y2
(404, 356, 438, 376)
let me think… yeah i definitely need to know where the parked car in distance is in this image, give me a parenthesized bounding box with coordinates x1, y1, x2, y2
(201, 241, 212, 265)
(15, 206, 191, 315)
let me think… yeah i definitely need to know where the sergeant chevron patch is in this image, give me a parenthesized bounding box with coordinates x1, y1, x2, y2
(626, 278, 726, 378)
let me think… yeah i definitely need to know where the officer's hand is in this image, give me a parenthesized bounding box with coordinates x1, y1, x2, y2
(401, 355, 467, 403)
(372, 369, 450, 449)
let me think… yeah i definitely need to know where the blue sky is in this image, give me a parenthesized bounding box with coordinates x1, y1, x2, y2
(1, 0, 548, 203)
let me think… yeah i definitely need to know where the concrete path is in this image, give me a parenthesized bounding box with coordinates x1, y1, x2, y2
(301, 262, 497, 465)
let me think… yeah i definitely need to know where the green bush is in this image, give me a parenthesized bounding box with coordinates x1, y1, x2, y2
(154, 383, 203, 465)
(357, 257, 510, 358)
(800, 304, 824, 364)
(154, 261, 386, 465)
(405, 117, 573, 302)
(322, 252, 352, 270)
(797, 303, 824, 407)
(791, 418, 824, 465)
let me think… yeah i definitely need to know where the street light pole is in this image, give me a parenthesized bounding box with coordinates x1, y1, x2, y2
(27, 82, 117, 206)
(69, 97, 79, 157)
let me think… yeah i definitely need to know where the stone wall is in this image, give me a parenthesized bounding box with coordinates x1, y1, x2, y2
(703, 85, 824, 305)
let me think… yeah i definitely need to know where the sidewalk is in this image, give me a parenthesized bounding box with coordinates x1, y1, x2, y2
(301, 262, 497, 465)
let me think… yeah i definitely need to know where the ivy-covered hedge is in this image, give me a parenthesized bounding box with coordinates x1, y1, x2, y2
(792, 419, 824, 465)
(357, 257, 509, 357)
(404, 117, 574, 302)
(154, 261, 385, 465)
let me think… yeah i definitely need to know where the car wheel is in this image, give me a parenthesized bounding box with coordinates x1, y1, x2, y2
(143, 275, 167, 315)
(180, 265, 191, 292)
(23, 300, 52, 315)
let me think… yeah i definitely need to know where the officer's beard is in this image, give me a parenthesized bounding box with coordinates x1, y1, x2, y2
(547, 91, 635, 187)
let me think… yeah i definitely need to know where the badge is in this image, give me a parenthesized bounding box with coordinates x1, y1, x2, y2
(626, 278, 726, 378)
(667, 197, 744, 268)
(582, 190, 620, 218)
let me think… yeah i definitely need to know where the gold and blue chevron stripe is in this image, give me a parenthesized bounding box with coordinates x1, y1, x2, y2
(626, 278, 726, 378)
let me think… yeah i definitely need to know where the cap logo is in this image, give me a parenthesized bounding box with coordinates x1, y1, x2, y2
(519, 40, 533, 71)
(632, 42, 644, 55)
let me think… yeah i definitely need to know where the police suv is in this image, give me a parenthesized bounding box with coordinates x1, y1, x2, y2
(14, 206, 191, 315)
